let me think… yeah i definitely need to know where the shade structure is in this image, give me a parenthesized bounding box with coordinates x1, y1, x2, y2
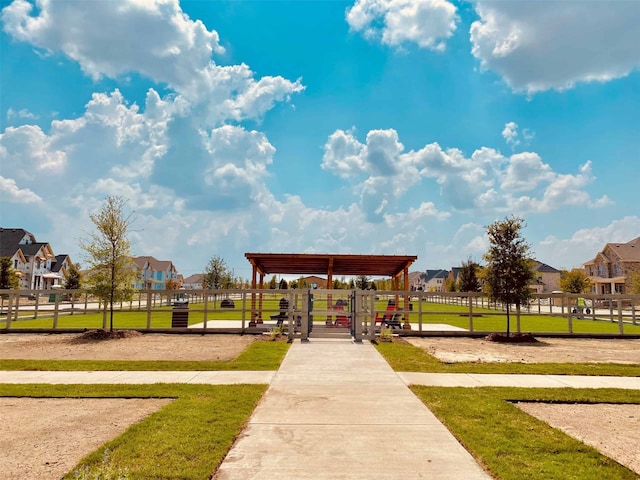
(244, 253, 418, 326)
(244, 253, 417, 279)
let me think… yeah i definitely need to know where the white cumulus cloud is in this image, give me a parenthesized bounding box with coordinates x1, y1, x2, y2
(1, 0, 304, 123)
(470, 1, 640, 94)
(0, 176, 43, 204)
(323, 127, 610, 219)
(346, 0, 458, 51)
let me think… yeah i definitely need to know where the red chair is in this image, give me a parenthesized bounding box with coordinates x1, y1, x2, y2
(333, 304, 350, 327)
(375, 304, 396, 324)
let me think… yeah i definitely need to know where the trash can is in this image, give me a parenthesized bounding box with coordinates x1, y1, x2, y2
(171, 300, 189, 328)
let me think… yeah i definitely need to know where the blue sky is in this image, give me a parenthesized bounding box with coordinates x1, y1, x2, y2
(1, 0, 639, 281)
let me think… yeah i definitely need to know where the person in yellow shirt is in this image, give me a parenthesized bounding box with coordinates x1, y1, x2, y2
(575, 297, 587, 319)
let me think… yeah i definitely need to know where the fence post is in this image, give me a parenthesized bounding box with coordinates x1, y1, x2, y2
(52, 292, 60, 329)
(567, 301, 573, 334)
(5, 292, 14, 330)
(468, 295, 474, 332)
(146, 291, 152, 329)
(617, 299, 624, 334)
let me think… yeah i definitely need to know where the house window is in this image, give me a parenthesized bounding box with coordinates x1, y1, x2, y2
(14, 259, 18, 269)
(613, 264, 621, 276)
(598, 265, 606, 277)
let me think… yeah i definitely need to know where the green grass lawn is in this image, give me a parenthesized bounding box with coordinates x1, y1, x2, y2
(375, 340, 640, 376)
(412, 386, 640, 480)
(0, 383, 266, 480)
(4, 299, 640, 334)
(0, 337, 290, 371)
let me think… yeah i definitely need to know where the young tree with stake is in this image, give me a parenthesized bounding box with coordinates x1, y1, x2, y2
(483, 216, 535, 337)
(81, 196, 136, 332)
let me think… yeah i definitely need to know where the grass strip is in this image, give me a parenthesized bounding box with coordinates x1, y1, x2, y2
(0, 383, 266, 480)
(411, 386, 640, 480)
(0, 338, 290, 371)
(375, 341, 640, 376)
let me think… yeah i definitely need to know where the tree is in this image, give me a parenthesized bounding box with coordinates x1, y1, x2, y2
(81, 196, 137, 332)
(559, 269, 592, 294)
(279, 278, 288, 290)
(355, 275, 370, 290)
(63, 262, 82, 309)
(64, 262, 82, 290)
(0, 257, 20, 290)
(203, 256, 232, 289)
(444, 278, 457, 292)
(269, 275, 277, 289)
(458, 258, 482, 293)
(483, 216, 535, 336)
(165, 278, 181, 290)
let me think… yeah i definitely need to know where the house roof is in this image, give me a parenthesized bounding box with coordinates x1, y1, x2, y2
(183, 273, 204, 284)
(132, 256, 176, 272)
(408, 271, 424, 284)
(532, 260, 560, 273)
(0, 228, 33, 257)
(51, 254, 71, 273)
(20, 242, 53, 258)
(245, 253, 417, 278)
(585, 236, 640, 265)
(422, 269, 449, 282)
(607, 237, 640, 262)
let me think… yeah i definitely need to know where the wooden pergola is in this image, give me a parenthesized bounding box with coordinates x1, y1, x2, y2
(244, 253, 418, 322)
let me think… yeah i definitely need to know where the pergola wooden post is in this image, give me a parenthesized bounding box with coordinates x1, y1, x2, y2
(403, 265, 411, 329)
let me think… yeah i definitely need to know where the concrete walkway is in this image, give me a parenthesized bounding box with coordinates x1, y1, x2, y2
(2, 338, 640, 479)
(213, 338, 490, 480)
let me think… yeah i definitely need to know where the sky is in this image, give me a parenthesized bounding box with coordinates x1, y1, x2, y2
(1, 0, 639, 282)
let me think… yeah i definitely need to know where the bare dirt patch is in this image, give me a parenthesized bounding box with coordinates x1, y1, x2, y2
(0, 332, 255, 361)
(0, 397, 172, 480)
(518, 402, 640, 475)
(405, 337, 640, 364)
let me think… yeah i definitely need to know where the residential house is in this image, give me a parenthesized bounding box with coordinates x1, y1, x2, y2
(183, 273, 204, 289)
(131, 256, 180, 290)
(530, 260, 561, 294)
(583, 236, 640, 294)
(447, 267, 462, 286)
(410, 269, 449, 292)
(0, 228, 67, 289)
(408, 271, 425, 290)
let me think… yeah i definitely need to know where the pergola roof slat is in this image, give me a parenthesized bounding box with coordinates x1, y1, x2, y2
(244, 253, 417, 278)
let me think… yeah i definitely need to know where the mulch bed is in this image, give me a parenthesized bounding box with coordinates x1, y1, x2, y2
(485, 332, 539, 343)
(72, 329, 143, 342)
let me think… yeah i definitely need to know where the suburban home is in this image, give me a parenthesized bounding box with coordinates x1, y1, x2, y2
(583, 236, 640, 294)
(0, 228, 68, 290)
(447, 267, 462, 286)
(410, 269, 449, 292)
(182, 273, 204, 289)
(530, 260, 561, 294)
(408, 271, 425, 290)
(131, 256, 180, 290)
